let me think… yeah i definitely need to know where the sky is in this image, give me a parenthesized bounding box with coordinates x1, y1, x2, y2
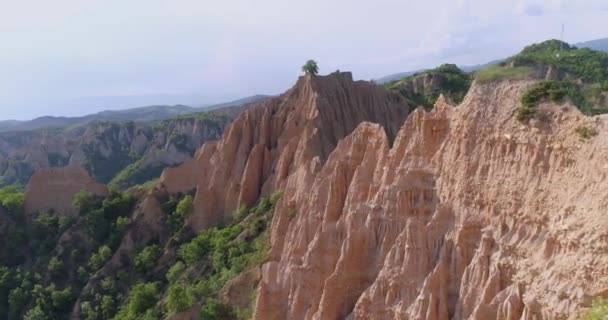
(0, 0, 607, 120)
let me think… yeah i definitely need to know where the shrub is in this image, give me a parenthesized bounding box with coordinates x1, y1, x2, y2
(50, 287, 72, 311)
(582, 298, 608, 320)
(113, 282, 158, 320)
(47, 257, 64, 277)
(519, 80, 586, 121)
(200, 299, 235, 320)
(0, 185, 24, 217)
(134, 245, 160, 272)
(88, 246, 112, 271)
(575, 126, 598, 139)
(167, 284, 193, 314)
(169, 195, 193, 233)
(166, 262, 185, 283)
(23, 305, 47, 320)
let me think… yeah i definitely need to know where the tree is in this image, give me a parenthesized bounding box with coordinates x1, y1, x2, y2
(134, 245, 160, 272)
(302, 60, 319, 76)
(167, 284, 193, 313)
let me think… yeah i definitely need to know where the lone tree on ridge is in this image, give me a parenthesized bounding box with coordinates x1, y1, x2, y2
(302, 60, 319, 76)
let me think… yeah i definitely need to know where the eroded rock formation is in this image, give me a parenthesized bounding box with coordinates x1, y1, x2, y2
(160, 72, 409, 231)
(24, 165, 107, 217)
(254, 81, 608, 320)
(159, 73, 608, 319)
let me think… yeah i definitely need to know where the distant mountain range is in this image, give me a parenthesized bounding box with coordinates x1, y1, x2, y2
(0, 95, 270, 132)
(375, 37, 608, 84)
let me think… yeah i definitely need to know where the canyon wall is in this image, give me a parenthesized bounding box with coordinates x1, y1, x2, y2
(160, 72, 608, 319)
(254, 80, 608, 319)
(160, 72, 409, 231)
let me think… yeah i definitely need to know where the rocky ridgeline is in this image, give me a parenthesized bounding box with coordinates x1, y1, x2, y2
(157, 73, 608, 319)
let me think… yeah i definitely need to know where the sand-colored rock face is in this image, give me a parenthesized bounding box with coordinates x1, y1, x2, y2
(249, 80, 608, 320)
(24, 165, 107, 217)
(160, 75, 608, 319)
(159, 72, 409, 230)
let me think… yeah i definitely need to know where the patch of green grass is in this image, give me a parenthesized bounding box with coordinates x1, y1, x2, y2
(476, 66, 532, 83)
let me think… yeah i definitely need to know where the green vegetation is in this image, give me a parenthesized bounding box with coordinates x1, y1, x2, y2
(168, 195, 193, 235)
(518, 80, 586, 121)
(302, 59, 319, 76)
(575, 126, 599, 140)
(165, 193, 281, 318)
(167, 284, 193, 313)
(109, 158, 163, 191)
(88, 246, 112, 271)
(384, 64, 472, 109)
(581, 298, 608, 320)
(510, 39, 608, 83)
(474, 40, 608, 118)
(113, 282, 158, 320)
(134, 245, 160, 272)
(475, 65, 532, 83)
(0, 185, 25, 217)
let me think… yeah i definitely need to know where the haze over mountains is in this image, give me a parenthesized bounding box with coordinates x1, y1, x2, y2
(0, 95, 269, 133)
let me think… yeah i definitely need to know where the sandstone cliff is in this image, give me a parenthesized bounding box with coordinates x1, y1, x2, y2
(24, 165, 107, 217)
(251, 80, 608, 320)
(159, 72, 410, 231)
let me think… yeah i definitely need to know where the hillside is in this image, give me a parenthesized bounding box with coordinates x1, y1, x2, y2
(0, 107, 243, 189)
(576, 38, 608, 52)
(383, 64, 472, 109)
(0, 95, 269, 133)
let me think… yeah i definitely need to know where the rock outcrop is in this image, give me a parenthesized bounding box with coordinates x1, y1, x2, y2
(160, 72, 409, 231)
(159, 73, 608, 319)
(24, 165, 107, 217)
(252, 81, 608, 319)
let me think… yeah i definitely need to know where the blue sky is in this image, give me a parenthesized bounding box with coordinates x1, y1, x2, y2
(1, 0, 607, 120)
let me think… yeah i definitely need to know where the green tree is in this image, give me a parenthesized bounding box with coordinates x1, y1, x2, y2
(113, 282, 158, 320)
(167, 284, 193, 313)
(23, 305, 47, 320)
(301, 60, 319, 76)
(50, 286, 72, 311)
(200, 299, 234, 320)
(89, 246, 112, 271)
(134, 245, 160, 272)
(100, 295, 115, 319)
(47, 257, 64, 277)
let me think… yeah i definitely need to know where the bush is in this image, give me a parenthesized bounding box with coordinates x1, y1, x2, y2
(0, 185, 24, 217)
(575, 126, 598, 139)
(582, 298, 608, 320)
(23, 305, 47, 320)
(200, 299, 235, 320)
(519, 80, 586, 121)
(167, 284, 193, 314)
(89, 246, 112, 271)
(134, 245, 160, 272)
(169, 195, 193, 233)
(47, 257, 64, 277)
(166, 262, 185, 283)
(50, 287, 72, 311)
(113, 282, 158, 320)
